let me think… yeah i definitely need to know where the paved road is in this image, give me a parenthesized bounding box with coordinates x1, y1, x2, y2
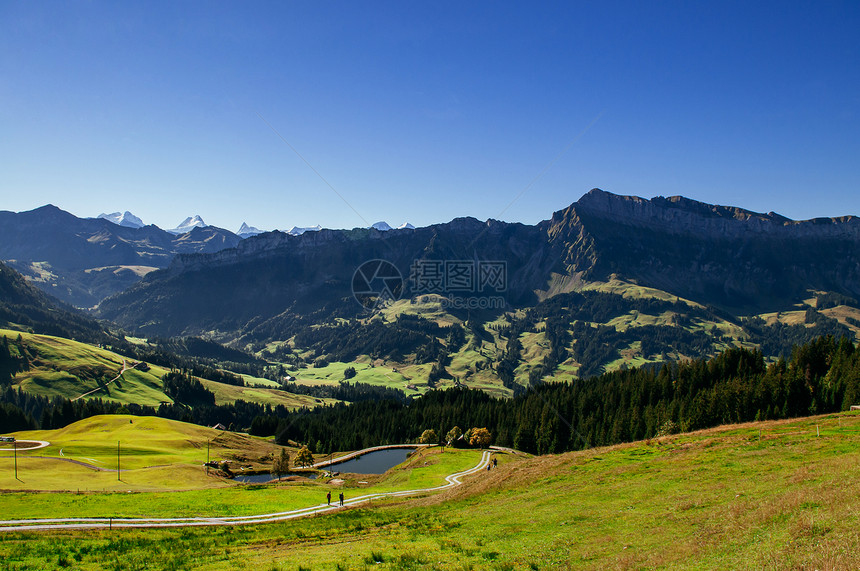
(0, 450, 491, 532)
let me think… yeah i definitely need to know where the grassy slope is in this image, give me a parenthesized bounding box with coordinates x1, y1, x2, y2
(2, 329, 327, 409)
(279, 279, 761, 397)
(0, 415, 290, 491)
(293, 360, 423, 397)
(1, 413, 858, 569)
(0, 414, 482, 514)
(759, 305, 860, 335)
(199, 377, 336, 409)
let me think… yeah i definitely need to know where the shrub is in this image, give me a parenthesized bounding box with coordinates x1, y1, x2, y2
(656, 419, 680, 437)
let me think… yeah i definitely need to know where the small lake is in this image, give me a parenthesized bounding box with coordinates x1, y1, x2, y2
(324, 447, 416, 475)
(234, 472, 318, 483)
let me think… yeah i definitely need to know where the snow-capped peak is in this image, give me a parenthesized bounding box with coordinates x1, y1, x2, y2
(237, 222, 264, 238)
(168, 215, 207, 235)
(288, 225, 322, 236)
(397, 222, 415, 230)
(371, 221, 393, 231)
(98, 211, 144, 229)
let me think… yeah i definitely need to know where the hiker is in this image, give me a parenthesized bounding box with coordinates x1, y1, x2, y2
(326, 491, 331, 505)
(493, 457, 497, 468)
(339, 492, 344, 507)
(487, 462, 491, 472)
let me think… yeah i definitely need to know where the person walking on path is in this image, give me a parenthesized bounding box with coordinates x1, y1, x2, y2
(493, 457, 497, 468)
(326, 491, 331, 506)
(339, 492, 344, 507)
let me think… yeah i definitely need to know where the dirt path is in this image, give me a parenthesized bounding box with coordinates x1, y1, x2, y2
(72, 360, 131, 402)
(0, 440, 50, 451)
(0, 451, 491, 532)
(42, 456, 111, 471)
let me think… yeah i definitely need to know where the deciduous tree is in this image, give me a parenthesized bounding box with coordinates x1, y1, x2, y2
(418, 429, 437, 444)
(271, 448, 290, 479)
(469, 427, 491, 448)
(445, 426, 463, 446)
(294, 445, 314, 468)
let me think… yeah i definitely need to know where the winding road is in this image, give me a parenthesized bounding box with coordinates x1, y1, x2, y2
(0, 450, 491, 532)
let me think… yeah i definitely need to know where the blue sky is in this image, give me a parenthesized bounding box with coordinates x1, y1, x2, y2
(1, 1, 858, 232)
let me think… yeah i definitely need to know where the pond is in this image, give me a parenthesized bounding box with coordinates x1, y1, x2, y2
(233, 472, 318, 483)
(323, 447, 416, 475)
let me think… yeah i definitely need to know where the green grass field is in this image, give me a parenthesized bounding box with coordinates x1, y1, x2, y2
(0, 414, 484, 512)
(293, 360, 421, 396)
(1, 412, 858, 569)
(199, 377, 337, 409)
(0, 415, 290, 492)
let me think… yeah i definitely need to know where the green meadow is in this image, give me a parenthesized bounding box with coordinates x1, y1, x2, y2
(0, 415, 282, 492)
(294, 360, 424, 396)
(0, 415, 484, 516)
(1, 413, 858, 569)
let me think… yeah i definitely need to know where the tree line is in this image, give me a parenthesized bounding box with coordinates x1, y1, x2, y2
(3, 335, 859, 459)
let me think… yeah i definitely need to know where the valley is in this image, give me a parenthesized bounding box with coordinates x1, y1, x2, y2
(5, 2, 859, 568)
(2, 190, 860, 570)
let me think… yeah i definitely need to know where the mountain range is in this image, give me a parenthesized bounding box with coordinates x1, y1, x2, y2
(3, 189, 859, 393)
(0, 205, 241, 307)
(96, 211, 417, 239)
(91, 189, 860, 390)
(371, 221, 416, 231)
(99, 188, 860, 328)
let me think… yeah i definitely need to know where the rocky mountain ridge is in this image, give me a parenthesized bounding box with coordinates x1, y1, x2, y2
(575, 188, 860, 239)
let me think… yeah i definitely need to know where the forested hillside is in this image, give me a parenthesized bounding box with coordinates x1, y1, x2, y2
(268, 335, 860, 453)
(0, 261, 110, 344)
(5, 334, 858, 456)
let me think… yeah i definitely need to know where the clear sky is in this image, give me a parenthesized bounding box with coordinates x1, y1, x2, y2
(1, 1, 858, 233)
